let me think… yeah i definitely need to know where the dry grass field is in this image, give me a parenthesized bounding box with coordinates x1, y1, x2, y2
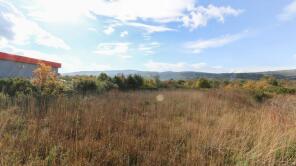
(1, 89, 296, 165)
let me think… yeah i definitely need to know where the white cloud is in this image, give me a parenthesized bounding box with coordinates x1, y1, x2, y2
(94, 41, 160, 58)
(26, 0, 241, 32)
(0, 38, 8, 49)
(28, 0, 94, 23)
(27, 0, 194, 23)
(94, 42, 131, 59)
(125, 22, 175, 33)
(185, 32, 246, 54)
(138, 42, 160, 55)
(182, 5, 242, 30)
(0, 1, 70, 49)
(91, 0, 195, 22)
(0, 44, 112, 73)
(145, 61, 226, 72)
(88, 27, 98, 32)
(143, 33, 152, 41)
(120, 31, 129, 37)
(103, 22, 122, 35)
(191, 62, 208, 69)
(229, 66, 295, 73)
(33, 29, 70, 50)
(145, 61, 229, 73)
(103, 26, 115, 35)
(278, 0, 296, 21)
(145, 61, 186, 71)
(62, 63, 112, 73)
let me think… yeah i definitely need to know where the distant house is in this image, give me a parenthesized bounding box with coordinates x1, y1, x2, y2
(0, 52, 61, 78)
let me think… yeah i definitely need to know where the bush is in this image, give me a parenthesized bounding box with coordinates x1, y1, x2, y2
(74, 79, 97, 95)
(113, 75, 127, 90)
(160, 80, 178, 89)
(265, 86, 296, 94)
(98, 73, 111, 82)
(126, 75, 144, 89)
(210, 80, 221, 88)
(0, 78, 35, 96)
(262, 76, 279, 86)
(142, 79, 158, 90)
(195, 78, 212, 89)
(32, 63, 65, 96)
(96, 80, 116, 93)
(252, 90, 271, 102)
(176, 80, 188, 88)
(275, 142, 296, 164)
(0, 92, 8, 107)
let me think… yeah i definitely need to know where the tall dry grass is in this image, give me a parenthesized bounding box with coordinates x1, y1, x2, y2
(1, 89, 296, 165)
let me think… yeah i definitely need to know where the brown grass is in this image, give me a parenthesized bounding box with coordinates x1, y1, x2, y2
(1, 89, 296, 165)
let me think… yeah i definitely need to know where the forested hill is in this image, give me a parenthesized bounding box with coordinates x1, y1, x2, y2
(64, 69, 296, 80)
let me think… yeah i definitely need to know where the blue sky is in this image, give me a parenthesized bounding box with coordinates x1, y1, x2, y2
(0, 0, 296, 73)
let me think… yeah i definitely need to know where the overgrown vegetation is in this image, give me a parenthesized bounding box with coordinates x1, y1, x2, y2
(2, 68, 295, 99)
(1, 64, 296, 165)
(1, 90, 296, 165)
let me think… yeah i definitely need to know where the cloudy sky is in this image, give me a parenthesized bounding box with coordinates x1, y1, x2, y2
(0, 0, 296, 73)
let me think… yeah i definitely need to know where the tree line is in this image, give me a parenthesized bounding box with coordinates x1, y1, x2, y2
(0, 63, 295, 99)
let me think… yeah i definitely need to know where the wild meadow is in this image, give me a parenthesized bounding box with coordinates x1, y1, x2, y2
(1, 64, 296, 165)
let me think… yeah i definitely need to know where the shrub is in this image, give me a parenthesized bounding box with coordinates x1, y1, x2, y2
(262, 76, 279, 86)
(126, 75, 144, 89)
(224, 81, 243, 90)
(176, 80, 188, 88)
(126, 75, 137, 89)
(252, 90, 271, 102)
(32, 63, 64, 96)
(96, 80, 116, 93)
(275, 142, 296, 164)
(195, 78, 212, 89)
(113, 75, 127, 90)
(133, 75, 144, 89)
(142, 79, 158, 89)
(160, 79, 178, 89)
(243, 80, 272, 90)
(0, 92, 8, 107)
(98, 73, 111, 82)
(265, 86, 296, 94)
(210, 80, 221, 88)
(0, 78, 35, 96)
(74, 79, 97, 95)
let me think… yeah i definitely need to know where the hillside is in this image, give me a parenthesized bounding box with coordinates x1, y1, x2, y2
(63, 69, 296, 80)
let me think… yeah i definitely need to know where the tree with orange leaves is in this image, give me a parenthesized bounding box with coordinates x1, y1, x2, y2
(32, 63, 63, 96)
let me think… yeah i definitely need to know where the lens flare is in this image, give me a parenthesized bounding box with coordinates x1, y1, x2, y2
(156, 94, 164, 102)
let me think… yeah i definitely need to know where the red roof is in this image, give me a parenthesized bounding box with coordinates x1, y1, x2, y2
(0, 52, 61, 68)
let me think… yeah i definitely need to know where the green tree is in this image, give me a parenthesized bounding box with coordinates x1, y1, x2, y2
(98, 73, 111, 82)
(154, 75, 161, 88)
(133, 75, 144, 89)
(97, 73, 114, 91)
(74, 79, 97, 95)
(127, 75, 137, 89)
(113, 74, 127, 90)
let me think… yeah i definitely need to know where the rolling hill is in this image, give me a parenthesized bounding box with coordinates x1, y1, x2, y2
(63, 69, 296, 80)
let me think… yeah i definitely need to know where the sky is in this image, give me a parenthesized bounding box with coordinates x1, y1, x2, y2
(0, 0, 296, 73)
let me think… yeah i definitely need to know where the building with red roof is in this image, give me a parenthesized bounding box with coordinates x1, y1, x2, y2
(0, 52, 62, 78)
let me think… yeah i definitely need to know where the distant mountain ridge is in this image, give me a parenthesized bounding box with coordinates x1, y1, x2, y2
(63, 69, 296, 80)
